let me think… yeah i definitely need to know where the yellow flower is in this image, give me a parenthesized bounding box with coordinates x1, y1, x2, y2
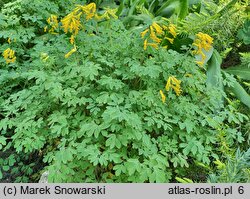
(65, 45, 77, 58)
(152, 22, 163, 35)
(141, 28, 149, 38)
(141, 22, 176, 50)
(147, 42, 158, 49)
(2, 48, 16, 64)
(150, 26, 161, 43)
(159, 90, 166, 103)
(105, 8, 118, 19)
(7, 38, 11, 44)
(193, 32, 213, 66)
(60, 3, 99, 46)
(143, 39, 148, 50)
(165, 76, 182, 96)
(165, 77, 171, 91)
(168, 24, 177, 38)
(61, 12, 82, 35)
(77, 3, 96, 20)
(195, 61, 204, 67)
(70, 35, 75, 44)
(96, 7, 118, 20)
(46, 15, 59, 34)
(166, 37, 174, 44)
(162, 25, 168, 30)
(143, 39, 158, 50)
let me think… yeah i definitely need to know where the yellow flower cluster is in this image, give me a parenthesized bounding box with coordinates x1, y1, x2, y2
(61, 11, 82, 37)
(44, 15, 59, 34)
(61, 3, 118, 58)
(159, 76, 182, 103)
(61, 3, 97, 35)
(193, 32, 213, 66)
(65, 45, 77, 58)
(95, 7, 118, 20)
(80, 3, 97, 20)
(167, 24, 177, 38)
(61, 3, 97, 58)
(2, 48, 16, 64)
(166, 76, 182, 96)
(141, 22, 163, 50)
(141, 22, 177, 50)
(159, 90, 166, 103)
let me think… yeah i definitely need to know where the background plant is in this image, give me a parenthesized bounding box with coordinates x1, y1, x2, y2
(0, 0, 249, 183)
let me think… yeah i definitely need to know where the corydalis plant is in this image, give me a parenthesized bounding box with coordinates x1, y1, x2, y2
(2, 48, 16, 64)
(159, 76, 182, 103)
(51, 3, 118, 57)
(141, 22, 177, 50)
(193, 32, 214, 66)
(44, 15, 59, 34)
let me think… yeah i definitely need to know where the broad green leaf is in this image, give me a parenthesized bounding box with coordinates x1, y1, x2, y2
(224, 66, 250, 80)
(228, 80, 250, 108)
(138, 168, 149, 182)
(178, 0, 188, 19)
(180, 137, 203, 156)
(206, 49, 224, 108)
(171, 153, 189, 168)
(116, 1, 124, 17)
(156, 0, 179, 17)
(128, 0, 141, 16)
(207, 50, 223, 88)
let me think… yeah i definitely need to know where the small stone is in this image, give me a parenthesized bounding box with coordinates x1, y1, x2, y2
(39, 171, 49, 183)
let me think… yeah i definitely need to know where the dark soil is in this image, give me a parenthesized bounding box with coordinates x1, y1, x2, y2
(0, 149, 46, 183)
(222, 44, 250, 68)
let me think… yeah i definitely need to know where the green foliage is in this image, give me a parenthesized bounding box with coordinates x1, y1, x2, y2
(0, 0, 249, 183)
(239, 52, 250, 68)
(208, 148, 250, 183)
(0, 149, 41, 182)
(225, 66, 250, 80)
(221, 52, 250, 109)
(0, 0, 79, 44)
(206, 49, 223, 90)
(204, 48, 250, 108)
(179, 0, 249, 52)
(155, 0, 189, 19)
(237, 19, 250, 45)
(227, 79, 250, 108)
(0, 15, 246, 182)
